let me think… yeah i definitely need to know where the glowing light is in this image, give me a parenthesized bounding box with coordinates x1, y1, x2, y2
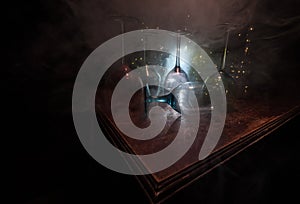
(244, 47, 249, 53)
(187, 14, 191, 18)
(246, 39, 250, 43)
(140, 57, 143, 61)
(231, 69, 235, 73)
(225, 89, 228, 94)
(235, 76, 239, 79)
(249, 27, 254, 31)
(199, 55, 203, 59)
(241, 61, 244, 64)
(242, 70, 246, 74)
(131, 62, 135, 65)
(238, 33, 241, 37)
(141, 38, 144, 42)
(245, 85, 248, 88)
(237, 70, 241, 73)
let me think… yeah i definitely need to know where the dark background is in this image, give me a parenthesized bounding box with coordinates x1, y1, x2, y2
(6, 0, 300, 203)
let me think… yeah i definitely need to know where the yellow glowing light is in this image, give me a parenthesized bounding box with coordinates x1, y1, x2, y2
(245, 85, 248, 88)
(242, 70, 246, 74)
(235, 76, 239, 79)
(241, 61, 244, 64)
(231, 69, 235, 73)
(238, 33, 241, 37)
(237, 70, 241, 73)
(249, 27, 254, 31)
(131, 62, 135, 65)
(246, 39, 250, 43)
(245, 47, 249, 53)
(199, 55, 203, 58)
(225, 89, 228, 94)
(140, 57, 143, 61)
